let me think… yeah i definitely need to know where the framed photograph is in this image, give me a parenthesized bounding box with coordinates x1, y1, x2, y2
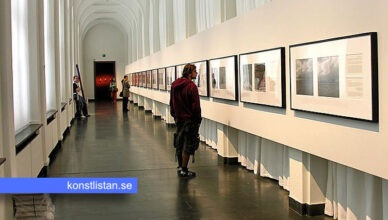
(176, 64, 185, 79)
(146, 70, 152, 88)
(138, 72, 141, 87)
(142, 71, 146, 88)
(193, 60, 209, 97)
(290, 32, 378, 121)
(137, 72, 142, 87)
(166, 66, 176, 91)
(132, 73, 136, 87)
(209, 55, 238, 101)
(152, 69, 158, 89)
(158, 68, 166, 91)
(239, 47, 285, 107)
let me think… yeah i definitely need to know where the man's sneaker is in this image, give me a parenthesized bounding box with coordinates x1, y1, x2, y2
(178, 170, 196, 178)
(177, 166, 182, 175)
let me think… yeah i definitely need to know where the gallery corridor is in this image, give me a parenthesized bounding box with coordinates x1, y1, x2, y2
(47, 102, 330, 220)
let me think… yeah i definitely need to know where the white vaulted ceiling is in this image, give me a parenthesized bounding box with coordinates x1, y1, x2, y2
(74, 0, 271, 64)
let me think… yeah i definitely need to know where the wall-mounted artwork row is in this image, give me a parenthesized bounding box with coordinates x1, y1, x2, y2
(290, 32, 378, 121)
(240, 47, 285, 107)
(152, 69, 158, 89)
(166, 66, 176, 91)
(193, 60, 209, 97)
(158, 68, 166, 91)
(209, 55, 238, 101)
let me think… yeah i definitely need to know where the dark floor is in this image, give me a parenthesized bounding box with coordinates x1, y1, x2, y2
(48, 101, 332, 220)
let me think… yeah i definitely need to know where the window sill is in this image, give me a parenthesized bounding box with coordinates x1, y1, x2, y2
(15, 124, 42, 154)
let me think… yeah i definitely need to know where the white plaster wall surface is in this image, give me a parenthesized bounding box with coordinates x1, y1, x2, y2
(82, 23, 127, 99)
(127, 0, 388, 179)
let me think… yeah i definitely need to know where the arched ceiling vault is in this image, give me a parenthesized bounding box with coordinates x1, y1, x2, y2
(74, 0, 146, 45)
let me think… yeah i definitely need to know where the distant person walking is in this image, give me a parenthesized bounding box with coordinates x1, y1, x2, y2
(170, 64, 202, 177)
(122, 75, 130, 111)
(109, 77, 118, 103)
(73, 76, 90, 119)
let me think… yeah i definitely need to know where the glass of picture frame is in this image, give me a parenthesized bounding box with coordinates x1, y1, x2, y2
(166, 66, 176, 91)
(176, 64, 185, 79)
(152, 69, 158, 89)
(193, 60, 209, 97)
(209, 55, 238, 101)
(158, 68, 166, 91)
(239, 47, 285, 107)
(146, 70, 152, 88)
(290, 32, 378, 121)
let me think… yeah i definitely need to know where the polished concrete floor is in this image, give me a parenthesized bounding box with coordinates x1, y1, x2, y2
(48, 102, 332, 220)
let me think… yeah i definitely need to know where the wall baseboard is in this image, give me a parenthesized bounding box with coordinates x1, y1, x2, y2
(217, 155, 238, 165)
(289, 197, 325, 216)
(153, 115, 161, 119)
(48, 141, 62, 166)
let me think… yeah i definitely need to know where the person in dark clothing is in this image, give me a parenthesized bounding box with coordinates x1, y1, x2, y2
(73, 76, 89, 118)
(170, 64, 202, 177)
(122, 75, 130, 111)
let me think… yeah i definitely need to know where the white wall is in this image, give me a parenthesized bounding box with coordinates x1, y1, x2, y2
(126, 0, 388, 180)
(82, 23, 128, 99)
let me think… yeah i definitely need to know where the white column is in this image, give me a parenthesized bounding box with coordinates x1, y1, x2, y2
(0, 0, 17, 179)
(217, 124, 238, 158)
(54, 0, 63, 140)
(37, 0, 50, 166)
(383, 179, 388, 220)
(138, 95, 144, 107)
(1, 0, 19, 219)
(289, 148, 328, 215)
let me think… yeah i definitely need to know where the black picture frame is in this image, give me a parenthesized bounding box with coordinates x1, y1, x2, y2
(289, 32, 378, 122)
(239, 47, 286, 108)
(209, 55, 238, 101)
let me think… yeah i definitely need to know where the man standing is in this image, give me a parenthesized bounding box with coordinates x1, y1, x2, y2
(170, 64, 202, 177)
(73, 76, 89, 118)
(122, 75, 130, 111)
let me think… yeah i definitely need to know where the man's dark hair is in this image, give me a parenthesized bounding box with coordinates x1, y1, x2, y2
(182, 64, 196, 78)
(124, 75, 128, 79)
(73, 76, 78, 79)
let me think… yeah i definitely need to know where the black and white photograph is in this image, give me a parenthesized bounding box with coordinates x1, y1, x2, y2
(254, 63, 266, 92)
(239, 48, 285, 107)
(242, 64, 252, 91)
(219, 67, 226, 89)
(193, 61, 209, 96)
(209, 55, 238, 101)
(290, 32, 378, 121)
(211, 68, 218, 89)
(318, 56, 339, 98)
(296, 58, 313, 96)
